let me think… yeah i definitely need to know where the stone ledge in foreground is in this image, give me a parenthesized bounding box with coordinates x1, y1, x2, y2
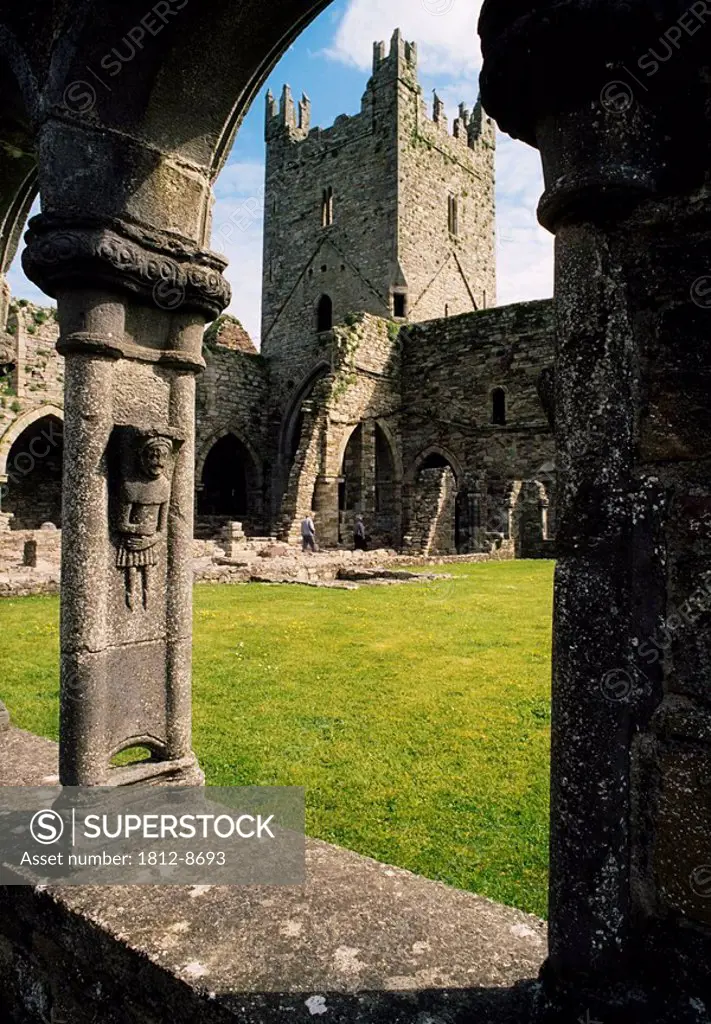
(0, 728, 546, 1024)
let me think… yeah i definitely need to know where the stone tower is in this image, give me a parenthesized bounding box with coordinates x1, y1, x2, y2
(260, 28, 496, 389)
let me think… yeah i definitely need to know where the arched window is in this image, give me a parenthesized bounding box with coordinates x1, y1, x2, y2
(448, 194, 459, 236)
(321, 186, 333, 227)
(492, 387, 506, 425)
(317, 294, 333, 332)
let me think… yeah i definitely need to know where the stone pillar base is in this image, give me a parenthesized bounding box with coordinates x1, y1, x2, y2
(108, 752, 205, 788)
(221, 521, 246, 558)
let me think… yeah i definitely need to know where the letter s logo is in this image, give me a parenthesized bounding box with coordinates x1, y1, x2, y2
(30, 809, 65, 845)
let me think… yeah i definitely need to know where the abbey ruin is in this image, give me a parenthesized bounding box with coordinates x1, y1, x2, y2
(2, 0, 711, 1018)
(0, 31, 555, 567)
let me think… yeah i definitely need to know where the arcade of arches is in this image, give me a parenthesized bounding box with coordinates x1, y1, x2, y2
(0, 381, 551, 558)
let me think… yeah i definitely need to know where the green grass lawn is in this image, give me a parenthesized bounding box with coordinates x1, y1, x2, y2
(0, 559, 554, 917)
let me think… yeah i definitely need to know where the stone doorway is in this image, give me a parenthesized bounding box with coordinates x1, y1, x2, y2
(409, 452, 459, 555)
(2, 412, 63, 529)
(197, 433, 260, 534)
(338, 423, 363, 543)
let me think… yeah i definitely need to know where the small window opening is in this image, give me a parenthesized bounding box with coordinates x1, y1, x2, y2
(321, 186, 334, 227)
(448, 195, 459, 236)
(317, 295, 333, 332)
(393, 293, 407, 318)
(492, 387, 506, 426)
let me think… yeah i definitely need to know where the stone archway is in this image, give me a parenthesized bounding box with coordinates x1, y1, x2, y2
(511, 480, 548, 558)
(373, 422, 400, 548)
(196, 431, 261, 532)
(0, 403, 63, 477)
(408, 450, 460, 556)
(336, 423, 364, 545)
(1, 409, 63, 529)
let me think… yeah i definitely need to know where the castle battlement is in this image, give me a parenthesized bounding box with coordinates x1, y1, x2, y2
(265, 28, 493, 161)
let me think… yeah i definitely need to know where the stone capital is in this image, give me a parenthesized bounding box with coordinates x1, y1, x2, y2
(22, 215, 231, 321)
(478, 0, 705, 231)
(479, 1, 669, 144)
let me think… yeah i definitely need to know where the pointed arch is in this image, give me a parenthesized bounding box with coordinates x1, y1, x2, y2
(279, 361, 331, 462)
(407, 444, 464, 486)
(0, 404, 63, 476)
(1, 408, 64, 528)
(196, 429, 263, 528)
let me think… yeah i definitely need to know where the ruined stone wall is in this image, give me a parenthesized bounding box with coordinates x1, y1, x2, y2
(401, 298, 554, 471)
(0, 302, 65, 530)
(195, 326, 269, 533)
(0, 522, 61, 568)
(272, 304, 555, 553)
(276, 314, 401, 545)
(0, 294, 554, 555)
(9, 301, 63, 403)
(400, 298, 555, 549)
(407, 465, 457, 555)
(0, 301, 64, 452)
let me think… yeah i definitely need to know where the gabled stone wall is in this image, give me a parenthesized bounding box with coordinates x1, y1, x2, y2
(195, 322, 270, 534)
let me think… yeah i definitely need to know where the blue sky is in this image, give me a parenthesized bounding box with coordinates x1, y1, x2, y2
(8, 0, 554, 344)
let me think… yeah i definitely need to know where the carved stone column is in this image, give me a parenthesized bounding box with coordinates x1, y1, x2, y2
(23, 216, 230, 785)
(480, 1, 711, 1019)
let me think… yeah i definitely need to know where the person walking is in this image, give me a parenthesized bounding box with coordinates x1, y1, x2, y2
(301, 511, 317, 553)
(353, 514, 367, 551)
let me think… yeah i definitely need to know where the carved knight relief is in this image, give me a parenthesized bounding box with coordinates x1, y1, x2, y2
(109, 426, 184, 611)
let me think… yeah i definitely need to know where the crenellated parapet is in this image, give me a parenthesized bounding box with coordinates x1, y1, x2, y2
(429, 92, 495, 154)
(266, 28, 493, 163)
(265, 85, 312, 142)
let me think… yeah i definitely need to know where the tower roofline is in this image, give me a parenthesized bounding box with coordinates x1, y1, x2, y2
(265, 29, 493, 155)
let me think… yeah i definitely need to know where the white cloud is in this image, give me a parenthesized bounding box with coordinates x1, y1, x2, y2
(211, 160, 266, 344)
(4, 10, 553, 336)
(214, 160, 265, 200)
(211, 195, 264, 346)
(495, 134, 554, 305)
(324, 0, 482, 78)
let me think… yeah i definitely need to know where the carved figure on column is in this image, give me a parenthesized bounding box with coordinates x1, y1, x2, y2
(112, 427, 183, 612)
